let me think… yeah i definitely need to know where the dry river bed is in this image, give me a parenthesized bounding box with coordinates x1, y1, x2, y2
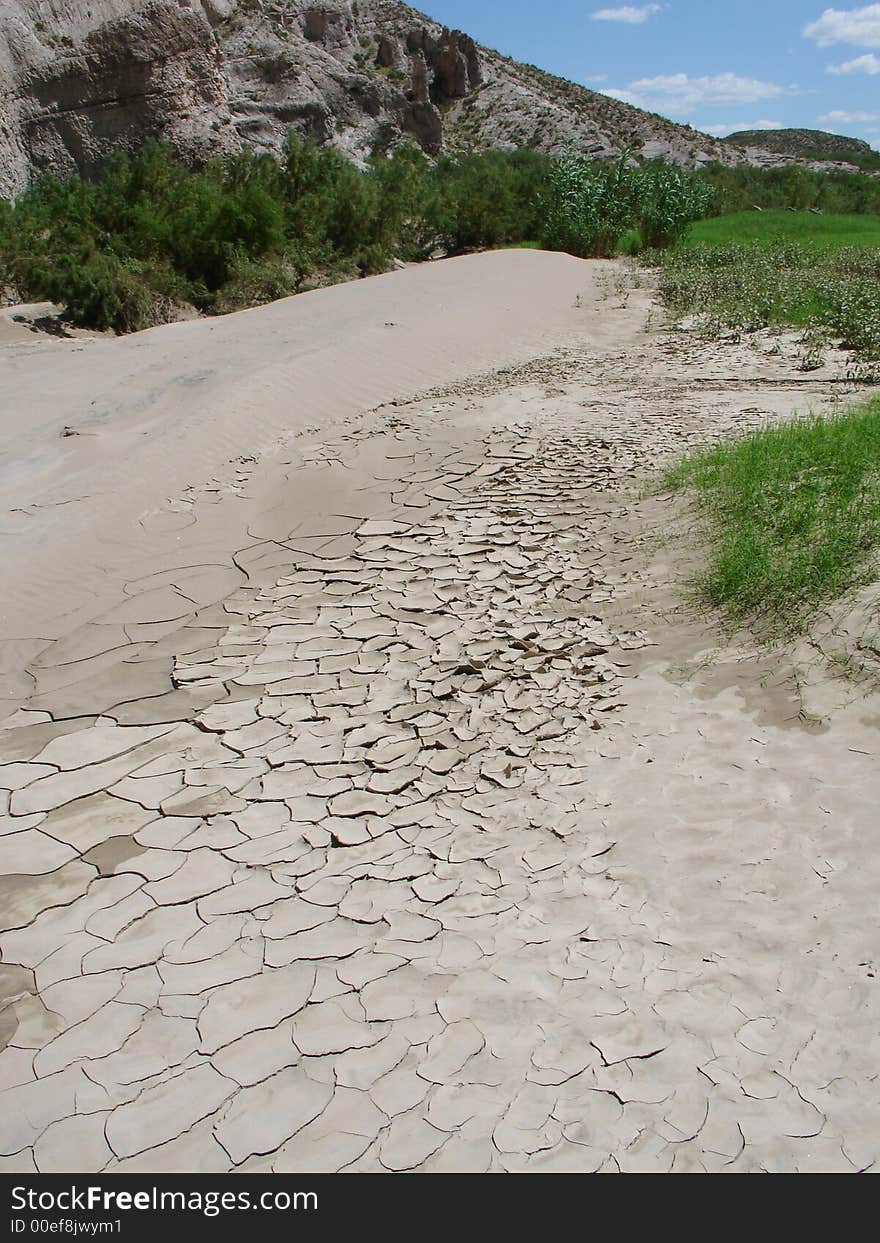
(1, 254, 879, 1173)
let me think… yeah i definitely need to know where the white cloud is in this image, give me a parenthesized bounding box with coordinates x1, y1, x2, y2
(818, 108, 880, 121)
(592, 4, 662, 23)
(828, 51, 880, 70)
(586, 73, 610, 82)
(605, 72, 794, 115)
(699, 120, 785, 138)
(803, 5, 880, 48)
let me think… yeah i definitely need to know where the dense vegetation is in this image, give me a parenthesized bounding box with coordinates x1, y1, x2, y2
(1, 134, 879, 335)
(0, 138, 547, 332)
(662, 400, 880, 636)
(539, 154, 714, 257)
(702, 160, 880, 216)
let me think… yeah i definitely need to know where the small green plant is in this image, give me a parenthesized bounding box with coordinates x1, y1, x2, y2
(662, 400, 880, 635)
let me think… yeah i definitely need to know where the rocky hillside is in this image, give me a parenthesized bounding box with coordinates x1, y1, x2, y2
(0, 0, 736, 198)
(724, 128, 880, 175)
(724, 128, 874, 159)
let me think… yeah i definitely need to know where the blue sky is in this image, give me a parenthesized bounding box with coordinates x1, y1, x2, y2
(419, 2, 880, 147)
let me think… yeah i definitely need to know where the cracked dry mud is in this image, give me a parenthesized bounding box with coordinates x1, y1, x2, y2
(2, 253, 879, 1174)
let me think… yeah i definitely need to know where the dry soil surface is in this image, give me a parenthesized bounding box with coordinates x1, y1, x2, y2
(1, 251, 879, 1173)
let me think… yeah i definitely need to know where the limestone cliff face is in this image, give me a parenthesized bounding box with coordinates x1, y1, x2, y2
(0, 0, 735, 198)
(0, 1, 233, 194)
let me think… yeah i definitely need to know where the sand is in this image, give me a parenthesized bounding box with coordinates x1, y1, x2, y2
(0, 249, 878, 1173)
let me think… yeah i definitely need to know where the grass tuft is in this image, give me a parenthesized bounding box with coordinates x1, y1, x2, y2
(663, 400, 880, 636)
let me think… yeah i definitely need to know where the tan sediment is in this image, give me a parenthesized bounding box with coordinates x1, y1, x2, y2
(0, 251, 878, 1173)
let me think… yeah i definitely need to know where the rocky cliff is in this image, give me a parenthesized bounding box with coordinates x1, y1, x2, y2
(0, 0, 737, 198)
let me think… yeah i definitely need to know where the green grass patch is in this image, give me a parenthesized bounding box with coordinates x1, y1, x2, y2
(684, 209, 880, 252)
(663, 400, 880, 635)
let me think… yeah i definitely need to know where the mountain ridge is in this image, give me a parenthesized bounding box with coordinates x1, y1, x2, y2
(724, 128, 874, 157)
(3, 2, 872, 200)
(0, 0, 739, 197)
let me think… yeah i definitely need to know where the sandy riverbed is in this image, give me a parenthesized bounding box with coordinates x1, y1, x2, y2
(1, 250, 878, 1172)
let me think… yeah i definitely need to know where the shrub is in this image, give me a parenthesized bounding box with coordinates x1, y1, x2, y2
(212, 249, 313, 314)
(368, 146, 440, 259)
(538, 155, 714, 257)
(539, 155, 636, 258)
(433, 149, 548, 252)
(635, 163, 715, 249)
(31, 251, 177, 333)
(0, 198, 17, 298)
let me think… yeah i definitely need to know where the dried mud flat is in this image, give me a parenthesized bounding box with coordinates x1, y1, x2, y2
(1, 251, 879, 1174)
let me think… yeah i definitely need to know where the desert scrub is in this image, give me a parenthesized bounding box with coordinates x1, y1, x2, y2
(653, 240, 880, 360)
(663, 400, 880, 636)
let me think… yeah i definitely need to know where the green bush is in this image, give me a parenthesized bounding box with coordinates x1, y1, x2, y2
(368, 146, 440, 260)
(212, 250, 310, 314)
(539, 155, 636, 258)
(538, 156, 712, 257)
(636, 163, 715, 249)
(431, 149, 547, 252)
(0, 198, 17, 297)
(31, 251, 177, 333)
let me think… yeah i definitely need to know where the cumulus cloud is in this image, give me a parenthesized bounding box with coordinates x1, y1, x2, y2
(699, 120, 785, 138)
(605, 72, 794, 115)
(828, 51, 880, 71)
(803, 4, 880, 48)
(591, 5, 663, 23)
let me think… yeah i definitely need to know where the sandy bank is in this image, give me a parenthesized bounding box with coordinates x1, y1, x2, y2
(0, 250, 613, 714)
